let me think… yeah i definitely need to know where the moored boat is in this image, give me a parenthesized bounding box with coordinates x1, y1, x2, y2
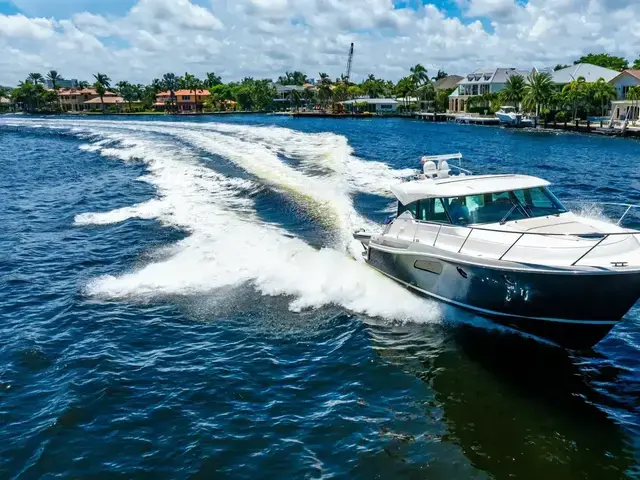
(355, 154, 640, 348)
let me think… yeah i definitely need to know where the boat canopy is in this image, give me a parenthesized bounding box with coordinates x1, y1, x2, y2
(391, 174, 550, 205)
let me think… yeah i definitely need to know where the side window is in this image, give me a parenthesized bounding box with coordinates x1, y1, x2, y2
(397, 201, 417, 218)
(420, 198, 450, 223)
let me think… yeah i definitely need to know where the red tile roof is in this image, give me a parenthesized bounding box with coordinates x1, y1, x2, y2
(157, 89, 210, 97)
(624, 70, 640, 81)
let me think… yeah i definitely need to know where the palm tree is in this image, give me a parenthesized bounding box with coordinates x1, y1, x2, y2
(182, 73, 202, 112)
(523, 71, 553, 116)
(562, 76, 586, 120)
(204, 72, 222, 88)
(46, 70, 62, 90)
(28, 73, 44, 85)
(78, 81, 90, 89)
(419, 82, 436, 111)
(46, 70, 62, 110)
(290, 89, 302, 111)
(162, 73, 179, 113)
(303, 87, 315, 108)
(410, 64, 429, 87)
(499, 74, 526, 111)
(592, 77, 617, 118)
(93, 73, 112, 113)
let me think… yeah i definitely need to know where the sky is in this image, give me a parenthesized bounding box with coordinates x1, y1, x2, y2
(1, 0, 639, 86)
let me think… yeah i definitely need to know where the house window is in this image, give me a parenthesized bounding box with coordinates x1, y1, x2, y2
(378, 104, 392, 109)
(182, 95, 191, 100)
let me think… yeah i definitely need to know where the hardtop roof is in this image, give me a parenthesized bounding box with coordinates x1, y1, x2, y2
(391, 174, 550, 205)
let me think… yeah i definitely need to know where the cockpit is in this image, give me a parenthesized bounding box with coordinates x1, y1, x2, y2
(397, 187, 568, 226)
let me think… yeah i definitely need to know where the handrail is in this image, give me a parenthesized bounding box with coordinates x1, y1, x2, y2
(410, 218, 640, 266)
(564, 201, 640, 226)
(413, 219, 639, 236)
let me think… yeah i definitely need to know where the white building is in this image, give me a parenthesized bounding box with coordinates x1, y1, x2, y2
(609, 70, 640, 122)
(341, 98, 398, 113)
(448, 68, 531, 113)
(609, 70, 640, 100)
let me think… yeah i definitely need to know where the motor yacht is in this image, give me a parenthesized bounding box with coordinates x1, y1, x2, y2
(354, 154, 640, 348)
(495, 106, 534, 127)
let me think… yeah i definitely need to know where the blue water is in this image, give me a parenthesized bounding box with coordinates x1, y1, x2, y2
(1, 115, 639, 479)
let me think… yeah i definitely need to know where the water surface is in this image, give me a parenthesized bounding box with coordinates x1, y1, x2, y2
(1, 115, 638, 479)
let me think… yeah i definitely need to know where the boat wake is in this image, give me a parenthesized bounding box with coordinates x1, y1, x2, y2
(2, 117, 439, 323)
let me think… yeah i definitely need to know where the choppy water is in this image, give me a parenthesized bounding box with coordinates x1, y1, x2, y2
(0, 114, 639, 479)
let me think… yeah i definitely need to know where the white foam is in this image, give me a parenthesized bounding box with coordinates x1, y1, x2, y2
(1, 117, 441, 323)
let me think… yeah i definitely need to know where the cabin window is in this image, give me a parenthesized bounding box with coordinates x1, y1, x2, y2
(512, 187, 567, 216)
(440, 187, 567, 225)
(397, 201, 418, 218)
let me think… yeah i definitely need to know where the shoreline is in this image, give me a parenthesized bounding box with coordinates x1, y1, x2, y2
(3, 110, 639, 139)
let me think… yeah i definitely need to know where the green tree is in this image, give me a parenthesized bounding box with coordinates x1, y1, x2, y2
(117, 81, 139, 112)
(93, 72, 112, 113)
(162, 73, 179, 113)
(575, 53, 628, 71)
(183, 73, 202, 112)
(290, 89, 302, 111)
(499, 74, 526, 111)
(409, 64, 429, 87)
(435, 88, 453, 113)
(395, 76, 416, 110)
(46, 70, 62, 109)
(591, 77, 617, 117)
(554, 64, 570, 71)
(633, 58, 640, 69)
(432, 70, 448, 81)
(27, 73, 44, 85)
(317, 73, 333, 109)
(46, 70, 62, 90)
(347, 85, 363, 99)
(523, 70, 553, 116)
(361, 74, 384, 98)
(78, 80, 90, 89)
(562, 76, 587, 120)
(277, 71, 308, 86)
(303, 87, 316, 107)
(204, 72, 222, 88)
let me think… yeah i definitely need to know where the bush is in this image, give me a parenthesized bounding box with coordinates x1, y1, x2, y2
(555, 111, 567, 122)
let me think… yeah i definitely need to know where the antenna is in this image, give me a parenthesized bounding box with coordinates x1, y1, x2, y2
(345, 43, 354, 82)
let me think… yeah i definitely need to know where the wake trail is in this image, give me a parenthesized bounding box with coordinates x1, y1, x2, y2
(0, 118, 440, 323)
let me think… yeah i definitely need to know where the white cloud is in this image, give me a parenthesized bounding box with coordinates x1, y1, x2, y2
(1, 0, 640, 87)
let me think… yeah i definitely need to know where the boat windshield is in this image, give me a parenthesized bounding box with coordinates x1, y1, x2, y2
(443, 187, 567, 225)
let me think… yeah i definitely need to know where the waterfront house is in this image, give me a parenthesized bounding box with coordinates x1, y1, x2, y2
(609, 70, 640, 100)
(550, 63, 619, 86)
(84, 95, 130, 111)
(448, 68, 531, 113)
(155, 89, 210, 112)
(341, 98, 398, 113)
(57, 88, 116, 112)
(609, 70, 640, 122)
(273, 84, 311, 109)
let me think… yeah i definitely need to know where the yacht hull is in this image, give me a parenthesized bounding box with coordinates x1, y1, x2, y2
(367, 245, 640, 349)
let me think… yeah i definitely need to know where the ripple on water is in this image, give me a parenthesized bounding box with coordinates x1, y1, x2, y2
(0, 116, 638, 479)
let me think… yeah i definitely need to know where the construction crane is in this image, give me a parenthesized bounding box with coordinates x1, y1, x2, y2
(344, 43, 354, 83)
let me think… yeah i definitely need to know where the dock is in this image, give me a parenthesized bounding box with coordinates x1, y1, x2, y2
(413, 112, 500, 125)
